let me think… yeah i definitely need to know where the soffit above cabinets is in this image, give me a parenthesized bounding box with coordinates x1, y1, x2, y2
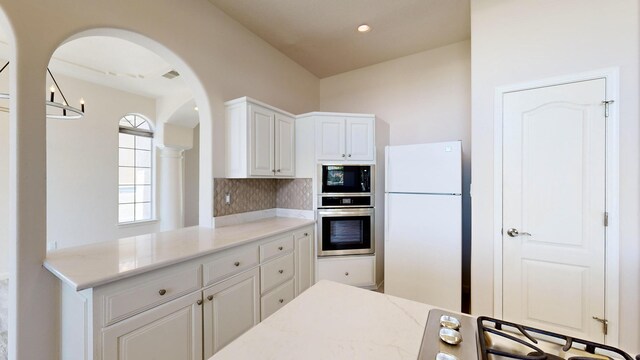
(208, 0, 470, 78)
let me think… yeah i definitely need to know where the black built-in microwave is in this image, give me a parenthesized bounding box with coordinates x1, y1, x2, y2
(319, 164, 373, 194)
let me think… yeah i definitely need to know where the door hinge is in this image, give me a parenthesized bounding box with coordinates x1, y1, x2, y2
(592, 316, 608, 335)
(602, 100, 614, 118)
(604, 212, 609, 227)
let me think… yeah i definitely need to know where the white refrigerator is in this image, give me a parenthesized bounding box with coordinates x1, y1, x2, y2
(384, 141, 462, 311)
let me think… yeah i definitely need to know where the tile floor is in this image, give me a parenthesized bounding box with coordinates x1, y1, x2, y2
(0, 278, 7, 360)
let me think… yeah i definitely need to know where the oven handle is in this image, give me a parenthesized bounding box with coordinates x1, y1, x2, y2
(317, 208, 374, 217)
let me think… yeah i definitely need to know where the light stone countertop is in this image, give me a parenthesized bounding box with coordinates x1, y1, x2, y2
(211, 280, 434, 360)
(44, 217, 315, 291)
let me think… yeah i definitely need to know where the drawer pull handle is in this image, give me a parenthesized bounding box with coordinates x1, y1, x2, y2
(278, 269, 284, 274)
(197, 300, 203, 306)
(345, 272, 349, 276)
(278, 246, 283, 251)
(159, 289, 167, 296)
(207, 295, 214, 301)
(279, 299, 284, 303)
(234, 261, 240, 267)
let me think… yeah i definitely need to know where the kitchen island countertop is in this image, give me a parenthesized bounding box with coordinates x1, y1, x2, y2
(44, 217, 314, 291)
(211, 280, 434, 360)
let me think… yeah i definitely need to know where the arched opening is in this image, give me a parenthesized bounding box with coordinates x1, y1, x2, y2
(45, 30, 212, 250)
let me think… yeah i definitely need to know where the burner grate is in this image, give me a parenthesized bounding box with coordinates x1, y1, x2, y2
(477, 317, 636, 360)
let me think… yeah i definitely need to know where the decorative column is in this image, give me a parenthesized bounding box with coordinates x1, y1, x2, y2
(157, 146, 185, 231)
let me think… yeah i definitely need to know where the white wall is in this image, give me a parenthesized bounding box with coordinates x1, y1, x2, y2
(2, 1, 319, 358)
(46, 74, 160, 249)
(320, 40, 472, 304)
(470, 0, 639, 353)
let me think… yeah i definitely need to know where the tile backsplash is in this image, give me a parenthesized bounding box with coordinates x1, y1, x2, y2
(276, 179, 313, 210)
(214, 178, 312, 217)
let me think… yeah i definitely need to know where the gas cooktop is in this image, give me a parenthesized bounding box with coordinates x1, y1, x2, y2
(418, 309, 638, 360)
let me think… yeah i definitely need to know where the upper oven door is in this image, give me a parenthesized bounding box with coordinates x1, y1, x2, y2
(319, 164, 373, 194)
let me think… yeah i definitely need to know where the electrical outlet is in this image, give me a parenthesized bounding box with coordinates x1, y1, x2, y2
(225, 193, 231, 205)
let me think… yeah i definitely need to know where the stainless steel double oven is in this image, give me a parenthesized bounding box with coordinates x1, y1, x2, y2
(317, 164, 375, 257)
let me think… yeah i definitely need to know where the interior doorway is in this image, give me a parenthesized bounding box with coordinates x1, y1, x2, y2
(493, 69, 621, 345)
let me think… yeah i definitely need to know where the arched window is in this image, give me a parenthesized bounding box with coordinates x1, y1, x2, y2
(118, 114, 154, 223)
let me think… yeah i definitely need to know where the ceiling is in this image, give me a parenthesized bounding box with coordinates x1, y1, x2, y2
(208, 0, 470, 78)
(49, 36, 192, 99)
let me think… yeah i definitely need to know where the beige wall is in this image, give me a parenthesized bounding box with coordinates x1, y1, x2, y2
(1, 0, 319, 358)
(320, 40, 472, 301)
(470, 0, 639, 352)
(0, 109, 6, 277)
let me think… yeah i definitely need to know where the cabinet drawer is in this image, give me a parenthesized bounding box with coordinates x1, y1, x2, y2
(260, 252, 294, 294)
(260, 279, 294, 321)
(317, 256, 375, 287)
(260, 235, 294, 262)
(203, 246, 259, 286)
(102, 265, 201, 326)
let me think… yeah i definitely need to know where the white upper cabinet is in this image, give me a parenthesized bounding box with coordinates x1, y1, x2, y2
(314, 114, 375, 162)
(275, 113, 295, 177)
(225, 97, 295, 178)
(250, 105, 276, 176)
(346, 117, 375, 161)
(315, 116, 346, 160)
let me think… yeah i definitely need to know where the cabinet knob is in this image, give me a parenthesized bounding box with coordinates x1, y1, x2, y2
(304, 233, 308, 236)
(207, 295, 214, 301)
(158, 289, 167, 296)
(234, 261, 240, 267)
(345, 272, 349, 276)
(342, 154, 346, 158)
(278, 246, 283, 251)
(348, 154, 352, 157)
(278, 269, 284, 274)
(277, 169, 281, 172)
(279, 299, 284, 303)
(197, 299, 203, 306)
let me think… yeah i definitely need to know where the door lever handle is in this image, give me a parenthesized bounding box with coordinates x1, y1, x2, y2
(506, 228, 532, 237)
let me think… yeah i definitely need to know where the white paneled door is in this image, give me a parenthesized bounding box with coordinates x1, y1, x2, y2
(502, 79, 607, 342)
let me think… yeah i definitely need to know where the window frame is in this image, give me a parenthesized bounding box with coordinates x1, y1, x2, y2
(118, 113, 156, 225)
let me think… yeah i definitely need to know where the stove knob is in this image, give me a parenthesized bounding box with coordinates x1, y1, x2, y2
(439, 328, 463, 346)
(439, 315, 461, 330)
(436, 353, 460, 360)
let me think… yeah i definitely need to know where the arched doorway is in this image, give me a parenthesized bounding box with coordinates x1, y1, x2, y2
(45, 31, 212, 250)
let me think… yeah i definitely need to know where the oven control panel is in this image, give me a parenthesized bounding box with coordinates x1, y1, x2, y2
(418, 309, 479, 360)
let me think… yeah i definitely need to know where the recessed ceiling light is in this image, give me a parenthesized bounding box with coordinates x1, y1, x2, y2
(357, 24, 371, 33)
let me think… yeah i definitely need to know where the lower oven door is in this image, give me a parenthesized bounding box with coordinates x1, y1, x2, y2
(317, 207, 374, 256)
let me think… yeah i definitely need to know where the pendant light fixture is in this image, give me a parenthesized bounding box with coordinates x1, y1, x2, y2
(0, 61, 85, 120)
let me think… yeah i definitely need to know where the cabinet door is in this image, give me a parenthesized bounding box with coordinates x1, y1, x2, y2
(203, 268, 260, 358)
(275, 113, 295, 177)
(346, 117, 374, 161)
(102, 292, 203, 360)
(250, 104, 275, 176)
(315, 117, 346, 160)
(295, 228, 314, 295)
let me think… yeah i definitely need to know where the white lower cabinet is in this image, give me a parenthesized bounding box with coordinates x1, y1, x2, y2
(317, 255, 376, 288)
(294, 229, 314, 295)
(261, 279, 295, 321)
(60, 224, 315, 360)
(102, 291, 203, 360)
(203, 268, 260, 358)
